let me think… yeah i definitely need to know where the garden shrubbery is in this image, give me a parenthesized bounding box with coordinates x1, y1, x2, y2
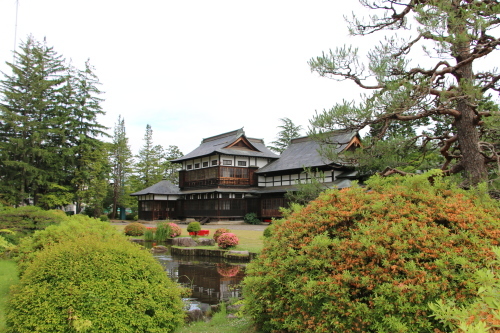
(217, 233, 239, 249)
(244, 212, 261, 225)
(213, 228, 230, 242)
(14, 214, 122, 276)
(243, 171, 500, 333)
(187, 221, 201, 235)
(0, 206, 67, 234)
(124, 222, 146, 236)
(6, 235, 186, 332)
(168, 223, 182, 237)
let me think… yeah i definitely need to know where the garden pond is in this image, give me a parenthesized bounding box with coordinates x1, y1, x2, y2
(145, 242, 247, 313)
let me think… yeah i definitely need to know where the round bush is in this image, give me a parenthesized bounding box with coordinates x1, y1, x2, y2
(15, 215, 121, 276)
(168, 223, 182, 237)
(217, 232, 239, 249)
(187, 221, 201, 235)
(243, 171, 500, 333)
(6, 236, 186, 333)
(124, 222, 145, 236)
(213, 228, 230, 242)
(244, 212, 261, 225)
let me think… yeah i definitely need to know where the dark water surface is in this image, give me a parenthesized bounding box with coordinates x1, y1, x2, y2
(149, 243, 247, 312)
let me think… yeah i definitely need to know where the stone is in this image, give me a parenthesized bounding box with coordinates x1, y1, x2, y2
(150, 245, 168, 253)
(172, 237, 198, 247)
(196, 238, 215, 246)
(186, 309, 205, 322)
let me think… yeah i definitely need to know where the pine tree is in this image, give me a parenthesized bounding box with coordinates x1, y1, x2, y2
(0, 36, 67, 206)
(163, 145, 183, 185)
(132, 124, 165, 190)
(308, 0, 500, 187)
(268, 118, 303, 154)
(110, 115, 133, 219)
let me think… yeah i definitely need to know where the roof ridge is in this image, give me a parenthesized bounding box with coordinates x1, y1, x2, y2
(202, 128, 244, 143)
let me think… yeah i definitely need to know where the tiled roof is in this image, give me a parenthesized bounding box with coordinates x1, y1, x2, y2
(256, 130, 358, 174)
(130, 180, 180, 196)
(171, 128, 279, 162)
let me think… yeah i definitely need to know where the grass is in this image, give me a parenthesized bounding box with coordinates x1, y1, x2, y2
(0, 260, 18, 333)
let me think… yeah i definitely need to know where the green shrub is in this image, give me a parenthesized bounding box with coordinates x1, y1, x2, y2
(144, 228, 155, 241)
(14, 215, 121, 276)
(243, 171, 500, 333)
(99, 214, 109, 222)
(6, 236, 186, 332)
(262, 224, 274, 238)
(125, 213, 136, 221)
(124, 222, 145, 236)
(187, 221, 201, 235)
(0, 206, 67, 234)
(155, 223, 172, 241)
(213, 228, 230, 242)
(244, 212, 261, 225)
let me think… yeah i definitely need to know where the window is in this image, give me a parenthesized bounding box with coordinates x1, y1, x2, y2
(194, 163, 200, 169)
(238, 161, 247, 167)
(203, 161, 209, 167)
(234, 193, 243, 199)
(187, 164, 192, 170)
(212, 160, 218, 166)
(222, 160, 232, 166)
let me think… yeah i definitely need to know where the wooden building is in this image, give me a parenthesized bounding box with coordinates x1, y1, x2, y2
(131, 128, 361, 222)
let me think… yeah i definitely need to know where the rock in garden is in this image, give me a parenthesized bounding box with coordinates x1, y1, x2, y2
(172, 237, 198, 247)
(151, 245, 168, 253)
(196, 238, 215, 246)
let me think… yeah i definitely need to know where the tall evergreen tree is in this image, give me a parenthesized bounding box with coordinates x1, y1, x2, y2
(163, 145, 183, 185)
(132, 124, 165, 190)
(110, 115, 133, 219)
(0, 36, 67, 207)
(268, 118, 303, 154)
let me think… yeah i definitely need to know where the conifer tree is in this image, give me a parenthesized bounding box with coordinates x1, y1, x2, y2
(0, 36, 67, 206)
(132, 124, 165, 190)
(110, 115, 133, 219)
(163, 145, 183, 185)
(268, 118, 303, 154)
(309, 0, 500, 187)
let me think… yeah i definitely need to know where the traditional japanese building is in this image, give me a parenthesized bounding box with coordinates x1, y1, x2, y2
(131, 128, 361, 222)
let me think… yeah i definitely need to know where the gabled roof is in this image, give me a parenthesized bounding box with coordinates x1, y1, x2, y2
(130, 180, 180, 196)
(172, 128, 279, 162)
(256, 130, 359, 174)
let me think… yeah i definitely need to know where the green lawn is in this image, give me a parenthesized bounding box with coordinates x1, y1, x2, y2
(0, 260, 18, 333)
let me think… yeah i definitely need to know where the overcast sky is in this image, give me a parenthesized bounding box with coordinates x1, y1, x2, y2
(1, 1, 373, 155)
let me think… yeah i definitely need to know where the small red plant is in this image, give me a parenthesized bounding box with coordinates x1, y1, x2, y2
(217, 232, 239, 249)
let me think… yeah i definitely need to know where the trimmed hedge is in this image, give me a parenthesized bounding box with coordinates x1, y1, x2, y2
(243, 171, 500, 333)
(6, 236, 186, 333)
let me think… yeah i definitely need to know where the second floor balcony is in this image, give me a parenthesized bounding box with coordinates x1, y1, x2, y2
(179, 166, 258, 189)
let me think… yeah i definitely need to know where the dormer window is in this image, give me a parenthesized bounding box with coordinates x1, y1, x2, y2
(238, 161, 247, 167)
(223, 160, 232, 166)
(187, 164, 193, 170)
(203, 162, 209, 167)
(211, 160, 218, 166)
(194, 163, 200, 169)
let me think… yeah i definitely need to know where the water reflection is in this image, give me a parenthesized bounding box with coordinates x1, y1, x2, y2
(151, 246, 246, 308)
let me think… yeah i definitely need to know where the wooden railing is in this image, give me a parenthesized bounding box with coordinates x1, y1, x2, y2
(179, 166, 258, 189)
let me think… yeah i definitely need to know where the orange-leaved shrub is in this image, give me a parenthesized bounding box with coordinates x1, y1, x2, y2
(213, 228, 230, 242)
(124, 222, 145, 236)
(243, 171, 500, 333)
(217, 233, 239, 249)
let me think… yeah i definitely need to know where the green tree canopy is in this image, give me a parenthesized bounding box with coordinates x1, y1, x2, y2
(308, 0, 500, 187)
(268, 117, 303, 154)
